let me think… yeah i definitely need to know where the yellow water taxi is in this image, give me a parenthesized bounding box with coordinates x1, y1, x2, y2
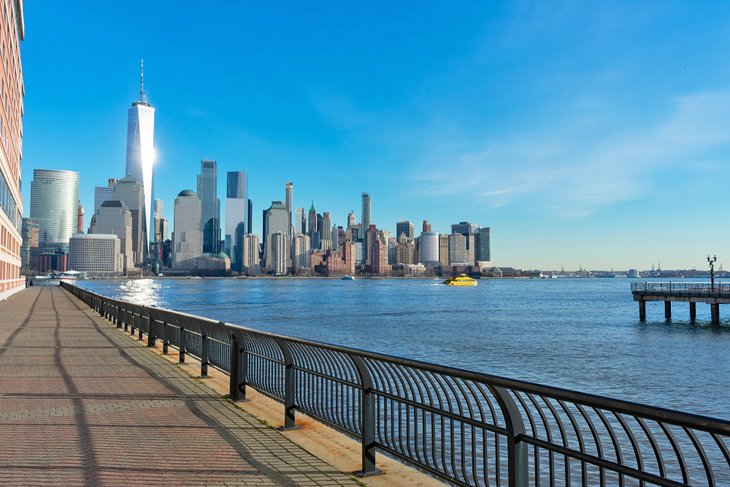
(443, 274, 478, 286)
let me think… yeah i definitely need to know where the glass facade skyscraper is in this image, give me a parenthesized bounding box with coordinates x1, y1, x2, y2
(225, 171, 247, 263)
(30, 169, 79, 246)
(198, 160, 220, 253)
(125, 60, 155, 254)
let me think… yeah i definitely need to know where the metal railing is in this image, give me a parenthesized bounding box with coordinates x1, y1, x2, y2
(61, 281, 730, 486)
(632, 282, 730, 296)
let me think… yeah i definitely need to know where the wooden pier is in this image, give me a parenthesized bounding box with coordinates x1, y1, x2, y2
(631, 282, 730, 325)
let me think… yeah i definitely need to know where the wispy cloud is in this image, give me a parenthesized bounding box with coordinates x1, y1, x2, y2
(410, 90, 730, 217)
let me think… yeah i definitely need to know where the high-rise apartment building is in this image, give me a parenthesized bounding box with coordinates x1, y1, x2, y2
(270, 232, 288, 276)
(198, 160, 220, 254)
(112, 176, 146, 265)
(422, 220, 432, 232)
(361, 193, 371, 231)
(292, 233, 311, 271)
(241, 233, 260, 272)
(0, 1, 24, 299)
(396, 232, 416, 265)
(125, 60, 155, 253)
(438, 234, 450, 268)
(396, 221, 415, 241)
(69, 234, 123, 273)
(30, 169, 79, 246)
(90, 200, 133, 272)
(173, 190, 202, 269)
(347, 211, 356, 228)
(225, 171, 247, 263)
(263, 201, 289, 272)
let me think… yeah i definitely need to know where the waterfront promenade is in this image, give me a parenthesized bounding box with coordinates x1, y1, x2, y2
(0, 286, 359, 486)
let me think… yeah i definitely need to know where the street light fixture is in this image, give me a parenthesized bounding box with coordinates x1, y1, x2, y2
(707, 254, 717, 290)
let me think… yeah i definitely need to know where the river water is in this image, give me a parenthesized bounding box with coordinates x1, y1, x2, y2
(79, 277, 730, 419)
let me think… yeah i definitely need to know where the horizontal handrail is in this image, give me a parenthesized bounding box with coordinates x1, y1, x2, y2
(61, 281, 730, 486)
(632, 282, 730, 295)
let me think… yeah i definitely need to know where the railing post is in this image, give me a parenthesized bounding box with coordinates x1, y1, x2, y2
(229, 331, 241, 401)
(115, 304, 121, 328)
(351, 355, 381, 476)
(137, 311, 144, 341)
(179, 325, 186, 363)
(200, 333, 209, 377)
(492, 386, 528, 487)
(275, 338, 297, 429)
(146, 308, 156, 347)
(162, 319, 169, 354)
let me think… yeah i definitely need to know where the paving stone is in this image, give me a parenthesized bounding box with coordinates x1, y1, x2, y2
(0, 287, 357, 486)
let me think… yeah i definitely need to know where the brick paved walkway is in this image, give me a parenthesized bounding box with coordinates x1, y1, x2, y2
(0, 286, 358, 486)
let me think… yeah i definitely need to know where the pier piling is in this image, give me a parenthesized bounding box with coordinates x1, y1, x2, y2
(664, 301, 672, 320)
(690, 302, 696, 322)
(639, 300, 646, 321)
(711, 303, 720, 325)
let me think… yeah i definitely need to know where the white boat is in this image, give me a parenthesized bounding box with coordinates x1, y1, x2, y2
(341, 275, 356, 280)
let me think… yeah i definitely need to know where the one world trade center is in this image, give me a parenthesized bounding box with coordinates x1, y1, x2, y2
(125, 59, 155, 259)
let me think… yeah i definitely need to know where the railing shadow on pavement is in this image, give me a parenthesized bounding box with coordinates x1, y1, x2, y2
(61, 281, 730, 487)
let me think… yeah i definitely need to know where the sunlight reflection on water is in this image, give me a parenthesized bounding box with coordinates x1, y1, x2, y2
(115, 279, 164, 307)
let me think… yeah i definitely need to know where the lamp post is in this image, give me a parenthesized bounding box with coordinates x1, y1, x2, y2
(707, 254, 717, 290)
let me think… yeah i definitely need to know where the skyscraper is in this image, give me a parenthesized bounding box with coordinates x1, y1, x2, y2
(285, 182, 293, 230)
(153, 198, 168, 257)
(396, 221, 415, 241)
(321, 212, 332, 250)
(0, 0, 24, 299)
(125, 60, 155, 253)
(263, 201, 289, 272)
(173, 190, 202, 268)
(419, 231, 440, 266)
(292, 233, 311, 271)
(94, 178, 118, 213)
(90, 200, 133, 272)
(451, 222, 478, 264)
(347, 211, 356, 228)
(295, 207, 306, 234)
(30, 169, 79, 246)
(112, 176, 147, 265)
(361, 193, 371, 230)
(307, 202, 318, 237)
(198, 160, 221, 253)
(225, 171, 247, 262)
(476, 227, 491, 263)
(247, 199, 253, 234)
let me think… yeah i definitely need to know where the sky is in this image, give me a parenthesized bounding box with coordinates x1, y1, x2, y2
(19, 1, 730, 270)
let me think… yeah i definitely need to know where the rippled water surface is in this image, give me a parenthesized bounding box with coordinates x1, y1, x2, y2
(80, 277, 730, 418)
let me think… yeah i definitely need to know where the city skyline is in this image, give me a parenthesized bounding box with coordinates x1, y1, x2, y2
(18, 2, 730, 269)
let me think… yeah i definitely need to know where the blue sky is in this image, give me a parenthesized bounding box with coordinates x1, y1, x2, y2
(20, 1, 730, 269)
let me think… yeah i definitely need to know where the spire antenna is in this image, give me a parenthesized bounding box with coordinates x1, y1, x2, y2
(139, 58, 145, 102)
